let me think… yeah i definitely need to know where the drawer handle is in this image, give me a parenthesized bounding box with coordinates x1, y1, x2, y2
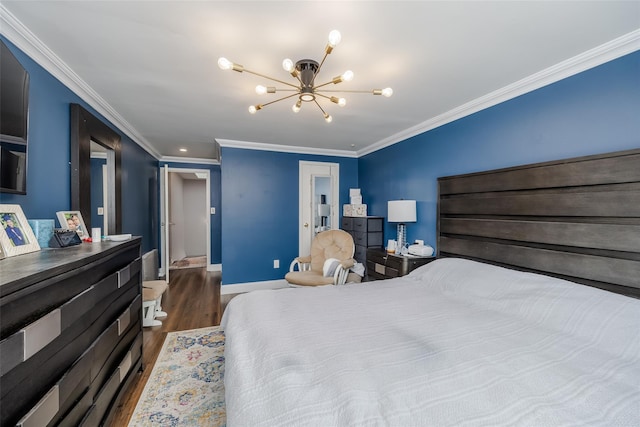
(23, 309, 61, 360)
(17, 385, 59, 427)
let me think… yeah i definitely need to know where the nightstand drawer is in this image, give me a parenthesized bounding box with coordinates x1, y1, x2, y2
(366, 248, 436, 281)
(368, 260, 400, 278)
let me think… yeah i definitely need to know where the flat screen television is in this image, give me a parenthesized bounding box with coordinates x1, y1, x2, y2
(1, 39, 30, 194)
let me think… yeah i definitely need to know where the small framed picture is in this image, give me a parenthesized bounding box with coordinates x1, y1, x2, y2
(56, 210, 87, 237)
(0, 204, 41, 257)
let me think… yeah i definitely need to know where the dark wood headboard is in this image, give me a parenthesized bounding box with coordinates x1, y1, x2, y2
(437, 149, 640, 297)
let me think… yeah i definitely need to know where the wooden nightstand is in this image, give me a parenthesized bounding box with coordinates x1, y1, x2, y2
(366, 247, 435, 280)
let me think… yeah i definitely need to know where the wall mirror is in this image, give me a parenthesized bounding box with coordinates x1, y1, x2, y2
(314, 176, 332, 234)
(70, 104, 121, 234)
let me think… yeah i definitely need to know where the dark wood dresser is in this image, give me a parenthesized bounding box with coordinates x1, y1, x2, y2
(341, 216, 384, 269)
(366, 247, 435, 280)
(0, 238, 142, 427)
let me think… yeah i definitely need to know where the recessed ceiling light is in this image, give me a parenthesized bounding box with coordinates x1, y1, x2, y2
(179, 148, 187, 152)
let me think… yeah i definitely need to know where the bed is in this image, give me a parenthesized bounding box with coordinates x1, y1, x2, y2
(221, 149, 640, 426)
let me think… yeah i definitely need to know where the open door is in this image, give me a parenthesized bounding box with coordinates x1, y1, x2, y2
(299, 161, 339, 256)
(160, 166, 211, 280)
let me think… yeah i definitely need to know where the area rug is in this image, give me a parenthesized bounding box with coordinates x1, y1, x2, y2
(128, 326, 226, 426)
(170, 256, 207, 270)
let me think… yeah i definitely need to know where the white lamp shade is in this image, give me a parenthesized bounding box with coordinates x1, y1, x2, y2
(318, 204, 330, 216)
(388, 200, 417, 223)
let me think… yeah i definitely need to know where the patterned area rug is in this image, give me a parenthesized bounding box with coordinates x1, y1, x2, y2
(128, 326, 226, 426)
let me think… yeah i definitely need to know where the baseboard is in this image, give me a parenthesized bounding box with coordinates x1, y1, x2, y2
(220, 279, 289, 295)
(207, 264, 222, 272)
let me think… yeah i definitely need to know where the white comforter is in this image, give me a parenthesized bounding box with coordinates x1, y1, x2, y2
(221, 258, 640, 426)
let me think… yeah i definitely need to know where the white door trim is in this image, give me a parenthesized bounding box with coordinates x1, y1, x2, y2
(159, 166, 211, 280)
(298, 161, 339, 256)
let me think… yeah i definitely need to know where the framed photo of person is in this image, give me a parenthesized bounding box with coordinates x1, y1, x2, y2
(56, 210, 87, 238)
(0, 204, 41, 257)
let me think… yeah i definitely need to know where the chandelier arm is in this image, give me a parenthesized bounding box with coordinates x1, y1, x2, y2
(315, 51, 330, 78)
(314, 93, 335, 101)
(313, 79, 340, 90)
(313, 99, 328, 116)
(319, 89, 378, 94)
(242, 68, 300, 89)
(259, 92, 301, 108)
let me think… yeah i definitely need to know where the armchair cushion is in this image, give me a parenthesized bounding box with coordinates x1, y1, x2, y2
(284, 270, 335, 287)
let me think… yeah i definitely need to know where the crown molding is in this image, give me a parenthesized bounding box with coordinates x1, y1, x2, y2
(217, 139, 358, 158)
(0, 4, 162, 160)
(357, 29, 640, 157)
(3, 4, 637, 162)
(160, 156, 220, 165)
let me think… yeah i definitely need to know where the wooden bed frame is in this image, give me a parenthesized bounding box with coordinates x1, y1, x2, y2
(437, 148, 640, 297)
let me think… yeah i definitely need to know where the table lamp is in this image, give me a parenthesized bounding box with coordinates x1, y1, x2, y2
(388, 200, 417, 253)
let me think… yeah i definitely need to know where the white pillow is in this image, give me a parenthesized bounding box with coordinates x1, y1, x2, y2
(322, 258, 341, 277)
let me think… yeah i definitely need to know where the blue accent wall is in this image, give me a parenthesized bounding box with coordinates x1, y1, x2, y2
(159, 161, 222, 264)
(359, 51, 640, 250)
(0, 36, 159, 253)
(4, 31, 637, 284)
(220, 148, 358, 285)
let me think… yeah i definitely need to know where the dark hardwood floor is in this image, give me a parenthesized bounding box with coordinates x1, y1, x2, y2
(108, 267, 229, 426)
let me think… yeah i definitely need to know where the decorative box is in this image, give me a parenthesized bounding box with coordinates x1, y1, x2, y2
(27, 219, 55, 248)
(343, 204, 367, 217)
(350, 195, 363, 204)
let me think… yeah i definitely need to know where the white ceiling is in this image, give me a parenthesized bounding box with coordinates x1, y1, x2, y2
(1, 1, 639, 160)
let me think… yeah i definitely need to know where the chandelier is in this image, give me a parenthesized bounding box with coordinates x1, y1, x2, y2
(218, 30, 392, 123)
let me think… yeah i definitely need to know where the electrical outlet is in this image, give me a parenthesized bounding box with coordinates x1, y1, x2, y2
(273, 259, 280, 269)
(97, 207, 104, 215)
(210, 207, 216, 214)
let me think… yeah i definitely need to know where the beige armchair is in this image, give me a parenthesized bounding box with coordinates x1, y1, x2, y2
(285, 229, 356, 287)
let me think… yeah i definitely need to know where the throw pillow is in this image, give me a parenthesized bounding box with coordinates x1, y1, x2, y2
(323, 258, 341, 277)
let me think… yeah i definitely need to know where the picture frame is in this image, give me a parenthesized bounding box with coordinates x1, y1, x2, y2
(0, 204, 41, 257)
(56, 210, 87, 237)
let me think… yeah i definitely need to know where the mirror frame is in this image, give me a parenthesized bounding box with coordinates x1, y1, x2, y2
(70, 103, 122, 234)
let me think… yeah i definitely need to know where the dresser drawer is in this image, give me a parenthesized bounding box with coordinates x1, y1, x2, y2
(354, 245, 367, 263)
(353, 231, 383, 247)
(341, 217, 353, 230)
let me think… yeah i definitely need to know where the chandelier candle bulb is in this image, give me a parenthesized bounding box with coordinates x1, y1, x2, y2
(328, 30, 341, 47)
(282, 58, 294, 72)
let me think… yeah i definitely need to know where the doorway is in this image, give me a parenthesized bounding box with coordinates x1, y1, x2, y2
(299, 161, 339, 255)
(160, 166, 211, 281)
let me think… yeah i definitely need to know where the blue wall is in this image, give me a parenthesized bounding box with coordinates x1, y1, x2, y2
(159, 161, 222, 264)
(4, 30, 637, 284)
(359, 51, 640, 250)
(221, 148, 358, 285)
(0, 36, 158, 253)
